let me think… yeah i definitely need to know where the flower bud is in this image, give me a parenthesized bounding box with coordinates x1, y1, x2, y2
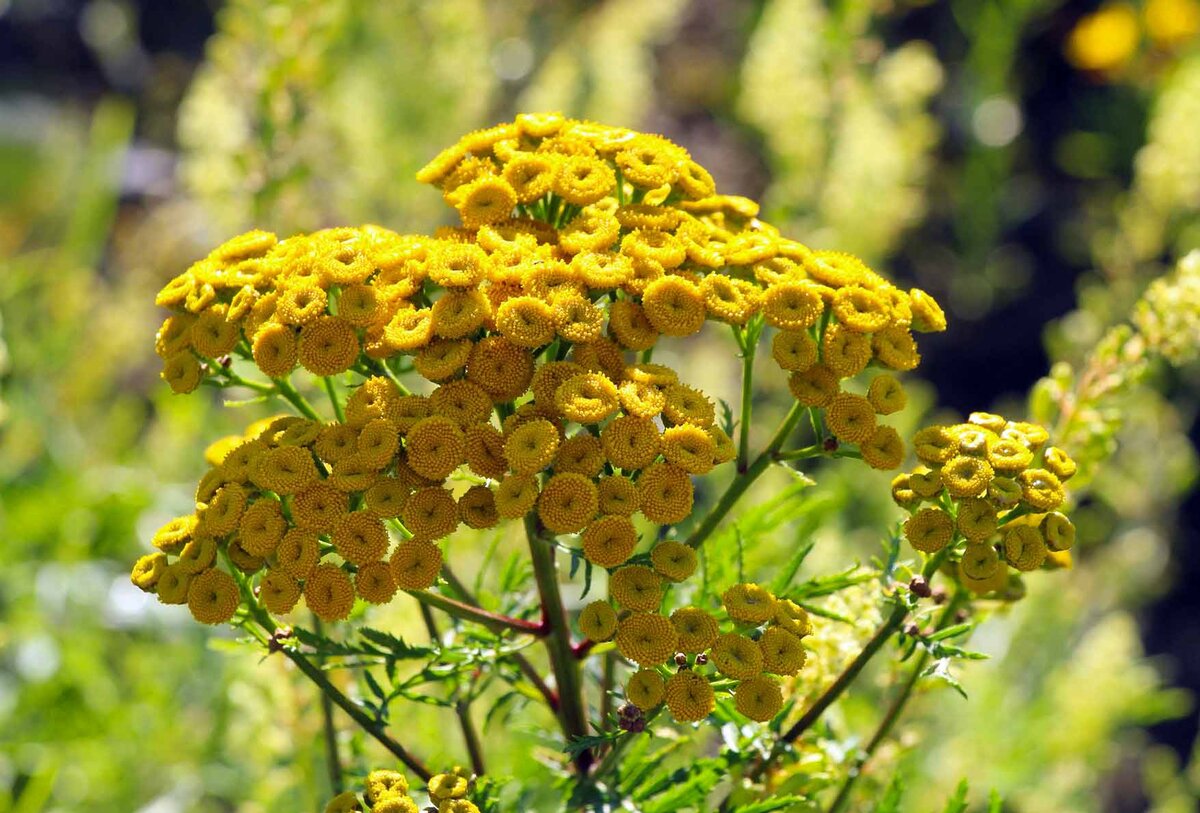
(909, 575, 932, 598)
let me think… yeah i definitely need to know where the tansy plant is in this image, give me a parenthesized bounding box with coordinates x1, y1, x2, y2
(132, 113, 1078, 812)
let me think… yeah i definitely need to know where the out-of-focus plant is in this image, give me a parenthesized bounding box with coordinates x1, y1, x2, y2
(738, 0, 944, 264)
(179, 0, 494, 236)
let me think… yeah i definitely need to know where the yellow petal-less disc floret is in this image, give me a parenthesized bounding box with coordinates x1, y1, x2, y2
(722, 582, 776, 624)
(627, 668, 666, 710)
(671, 607, 720, 654)
(581, 515, 639, 568)
(305, 563, 356, 622)
(734, 675, 784, 722)
(904, 507, 954, 553)
(636, 462, 694, 525)
(650, 540, 698, 582)
(186, 568, 240, 625)
(578, 600, 619, 642)
(390, 539, 443, 590)
(610, 565, 665, 612)
(665, 670, 715, 723)
(537, 473, 599, 534)
(615, 612, 679, 666)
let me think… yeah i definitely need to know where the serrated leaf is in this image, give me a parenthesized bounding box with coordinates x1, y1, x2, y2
(359, 628, 435, 659)
(922, 658, 968, 698)
(563, 734, 613, 758)
(987, 789, 1004, 813)
(362, 669, 387, 704)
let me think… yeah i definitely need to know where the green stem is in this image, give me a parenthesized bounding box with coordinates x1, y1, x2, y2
(312, 616, 344, 795)
(272, 376, 321, 420)
(775, 445, 824, 461)
(524, 514, 591, 774)
(735, 325, 757, 473)
(323, 377, 344, 423)
(280, 645, 432, 781)
(405, 589, 546, 637)
(825, 591, 968, 813)
(684, 402, 807, 550)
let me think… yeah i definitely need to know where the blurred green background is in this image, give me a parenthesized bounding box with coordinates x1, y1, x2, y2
(2, 0, 1199, 810)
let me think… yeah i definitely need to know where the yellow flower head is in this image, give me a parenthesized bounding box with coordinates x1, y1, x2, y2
(597, 474, 639, 516)
(650, 540, 698, 582)
(867, 374, 907, 415)
(861, 426, 905, 471)
(711, 632, 764, 680)
(365, 769, 409, 803)
(1041, 511, 1076, 551)
(611, 565, 665, 612)
(759, 626, 806, 676)
(495, 474, 540, 519)
(637, 462, 694, 525)
(553, 155, 616, 205)
(641, 276, 707, 337)
(822, 324, 873, 379)
(428, 772, 469, 802)
(941, 454, 994, 498)
(722, 582, 776, 625)
(956, 497, 998, 542)
(260, 570, 302, 615)
(455, 176, 517, 229)
(872, 326, 920, 371)
(662, 383, 715, 428)
(355, 560, 398, 605)
(332, 511, 390, 566)
(555, 372, 620, 424)
(537, 473, 600, 534)
(579, 600, 619, 642)
(131, 552, 168, 592)
(627, 669, 666, 710)
(1018, 468, 1065, 511)
(495, 296, 556, 348)
(832, 286, 891, 334)
(305, 563, 356, 622)
(660, 424, 716, 475)
(580, 515, 639, 569)
(401, 486, 459, 541)
(186, 568, 240, 625)
(665, 670, 715, 723)
(671, 607, 720, 654)
(238, 498, 287, 557)
(554, 433, 606, 477)
(773, 599, 812, 637)
(616, 612, 679, 667)
(825, 393, 877, 445)
(762, 281, 824, 331)
(904, 507, 954, 553)
(787, 365, 839, 408)
(1042, 446, 1077, 481)
(770, 330, 818, 373)
(909, 288, 947, 333)
(458, 484, 500, 530)
(735, 675, 784, 722)
(390, 538, 444, 591)
(1003, 524, 1047, 572)
(404, 417, 465, 482)
(161, 351, 203, 394)
(504, 418, 561, 475)
(152, 514, 198, 555)
(155, 563, 193, 605)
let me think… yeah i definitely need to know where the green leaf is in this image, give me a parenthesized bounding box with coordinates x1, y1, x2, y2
(770, 538, 816, 595)
(986, 789, 1004, 813)
(563, 733, 614, 758)
(732, 796, 809, 813)
(927, 623, 974, 642)
(359, 628, 435, 659)
(872, 773, 905, 813)
(941, 779, 970, 813)
(922, 658, 968, 699)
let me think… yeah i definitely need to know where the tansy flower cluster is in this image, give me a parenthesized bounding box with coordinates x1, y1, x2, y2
(579, 580, 811, 724)
(324, 768, 480, 813)
(135, 113, 944, 735)
(891, 412, 1078, 594)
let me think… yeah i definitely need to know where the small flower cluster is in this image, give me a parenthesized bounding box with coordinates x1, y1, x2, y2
(579, 581, 810, 724)
(130, 407, 459, 624)
(324, 769, 479, 813)
(891, 413, 1078, 594)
